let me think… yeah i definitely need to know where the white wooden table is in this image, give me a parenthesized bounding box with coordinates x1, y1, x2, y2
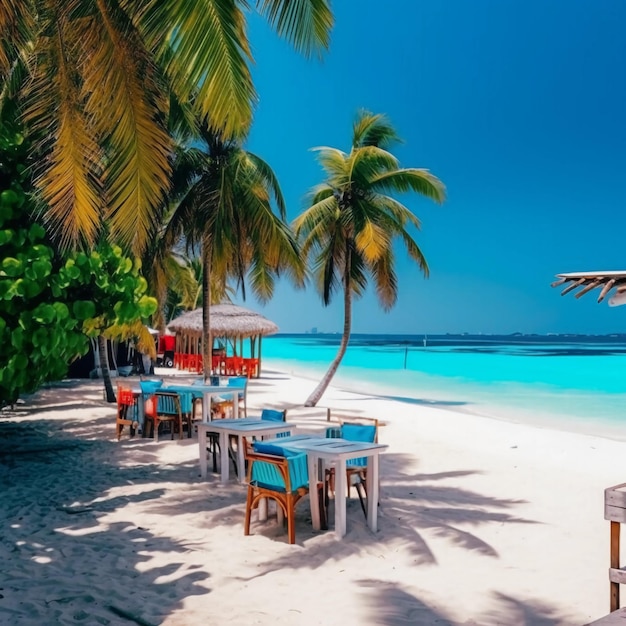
(261, 434, 388, 538)
(197, 419, 293, 481)
(163, 383, 238, 422)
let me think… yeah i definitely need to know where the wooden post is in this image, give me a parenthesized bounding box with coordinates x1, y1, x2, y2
(605, 483, 626, 612)
(612, 521, 621, 611)
(258, 335, 262, 378)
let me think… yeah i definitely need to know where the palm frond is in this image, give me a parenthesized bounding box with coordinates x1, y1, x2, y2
(353, 215, 390, 264)
(370, 194, 422, 230)
(370, 248, 398, 310)
(312, 146, 349, 181)
(134, 0, 255, 138)
(243, 151, 286, 218)
(81, 2, 172, 254)
(371, 168, 446, 203)
(255, 0, 333, 58)
(0, 0, 34, 81)
(352, 109, 401, 149)
(293, 191, 337, 237)
(24, 16, 103, 249)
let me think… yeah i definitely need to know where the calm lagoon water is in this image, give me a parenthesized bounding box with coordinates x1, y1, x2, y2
(262, 334, 626, 441)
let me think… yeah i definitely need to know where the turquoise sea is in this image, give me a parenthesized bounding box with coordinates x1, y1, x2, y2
(261, 334, 626, 441)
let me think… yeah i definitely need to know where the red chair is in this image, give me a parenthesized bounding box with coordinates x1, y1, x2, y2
(116, 386, 139, 440)
(229, 356, 244, 375)
(247, 358, 259, 378)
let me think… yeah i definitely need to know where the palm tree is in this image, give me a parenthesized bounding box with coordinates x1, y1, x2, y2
(294, 110, 446, 407)
(1, 1, 333, 255)
(163, 125, 305, 380)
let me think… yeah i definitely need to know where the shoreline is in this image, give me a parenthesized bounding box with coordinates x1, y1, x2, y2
(264, 357, 626, 444)
(1, 368, 624, 624)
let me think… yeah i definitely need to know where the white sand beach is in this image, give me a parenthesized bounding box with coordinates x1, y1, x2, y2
(1, 369, 624, 625)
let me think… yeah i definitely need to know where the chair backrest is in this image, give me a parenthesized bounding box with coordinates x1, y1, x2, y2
(154, 391, 182, 417)
(228, 376, 248, 389)
(117, 386, 135, 407)
(260, 408, 286, 422)
(140, 380, 163, 395)
(341, 422, 377, 444)
(175, 390, 193, 415)
(247, 442, 308, 492)
(228, 376, 248, 405)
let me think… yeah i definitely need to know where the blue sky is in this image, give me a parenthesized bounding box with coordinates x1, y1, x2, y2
(234, 1, 626, 335)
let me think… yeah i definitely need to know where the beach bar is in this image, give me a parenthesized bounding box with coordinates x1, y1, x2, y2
(166, 303, 278, 377)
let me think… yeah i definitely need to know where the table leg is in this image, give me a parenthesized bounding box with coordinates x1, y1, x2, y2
(232, 391, 239, 419)
(199, 427, 207, 479)
(219, 431, 229, 484)
(308, 455, 321, 531)
(334, 459, 347, 538)
(366, 454, 379, 532)
(236, 434, 245, 483)
(202, 393, 209, 423)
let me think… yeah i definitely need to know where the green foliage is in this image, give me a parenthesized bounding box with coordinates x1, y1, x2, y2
(0, 117, 157, 407)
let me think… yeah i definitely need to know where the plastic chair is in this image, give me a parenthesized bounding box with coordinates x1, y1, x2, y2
(144, 391, 184, 442)
(244, 440, 327, 544)
(116, 385, 139, 440)
(325, 419, 379, 518)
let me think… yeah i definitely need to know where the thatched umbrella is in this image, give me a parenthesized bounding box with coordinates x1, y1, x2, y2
(552, 271, 626, 306)
(167, 303, 278, 376)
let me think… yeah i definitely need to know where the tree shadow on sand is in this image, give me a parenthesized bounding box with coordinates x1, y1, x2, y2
(0, 382, 215, 626)
(231, 450, 535, 575)
(356, 580, 578, 625)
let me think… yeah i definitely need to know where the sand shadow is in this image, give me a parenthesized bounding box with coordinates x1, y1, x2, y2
(356, 580, 578, 625)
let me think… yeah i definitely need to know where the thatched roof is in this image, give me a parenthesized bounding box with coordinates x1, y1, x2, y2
(167, 304, 279, 338)
(552, 270, 626, 305)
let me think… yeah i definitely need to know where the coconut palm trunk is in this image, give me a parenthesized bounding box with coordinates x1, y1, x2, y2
(305, 248, 353, 406)
(202, 233, 213, 382)
(98, 334, 116, 403)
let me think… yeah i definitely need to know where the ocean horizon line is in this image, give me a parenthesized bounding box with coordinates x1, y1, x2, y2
(275, 331, 626, 339)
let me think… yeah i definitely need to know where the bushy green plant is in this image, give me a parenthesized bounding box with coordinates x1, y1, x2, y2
(0, 118, 156, 407)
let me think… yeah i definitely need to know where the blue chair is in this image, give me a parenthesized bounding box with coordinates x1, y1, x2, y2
(325, 419, 379, 518)
(245, 440, 327, 543)
(144, 391, 183, 442)
(260, 408, 290, 439)
(228, 376, 248, 417)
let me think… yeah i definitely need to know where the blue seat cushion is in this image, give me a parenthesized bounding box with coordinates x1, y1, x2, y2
(341, 423, 376, 443)
(341, 423, 376, 468)
(261, 409, 285, 422)
(140, 380, 163, 394)
(250, 451, 309, 491)
(253, 441, 299, 458)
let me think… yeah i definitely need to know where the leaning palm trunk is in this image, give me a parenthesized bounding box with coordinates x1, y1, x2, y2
(201, 234, 212, 382)
(98, 335, 116, 403)
(305, 267, 353, 407)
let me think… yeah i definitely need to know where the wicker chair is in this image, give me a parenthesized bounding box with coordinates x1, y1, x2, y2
(244, 440, 326, 544)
